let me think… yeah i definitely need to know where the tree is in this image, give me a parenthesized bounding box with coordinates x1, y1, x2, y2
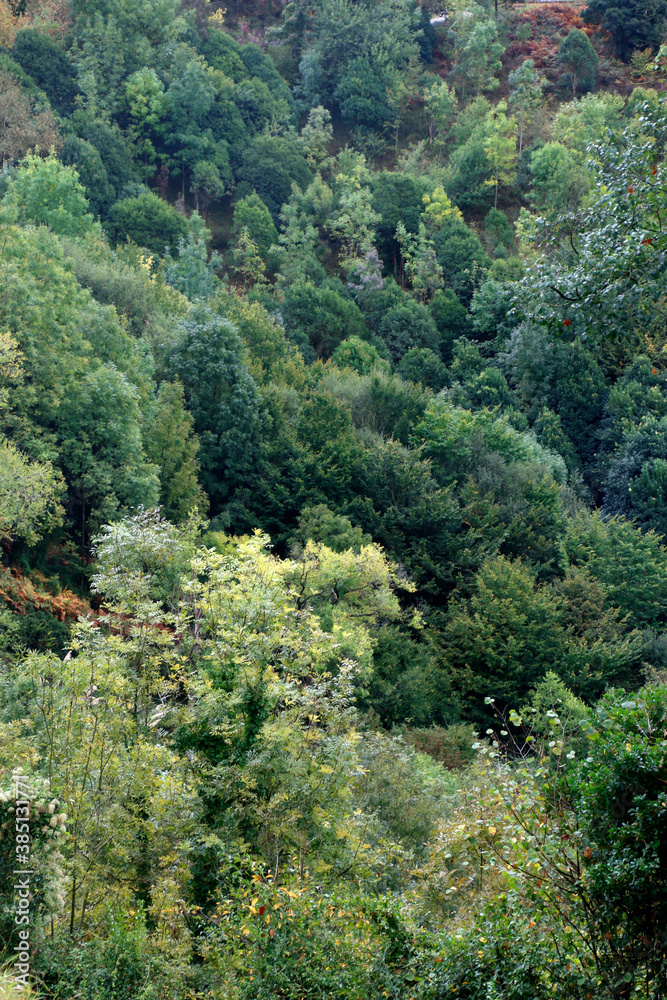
(328, 156, 381, 274)
(448, 4, 503, 102)
(298, 104, 333, 166)
(331, 336, 391, 376)
(0, 332, 65, 545)
(168, 306, 260, 512)
(372, 171, 424, 273)
(163, 213, 222, 302)
(397, 347, 449, 390)
(334, 54, 397, 130)
(107, 192, 189, 254)
(229, 226, 267, 289)
(528, 141, 589, 214)
(60, 136, 115, 219)
(145, 380, 207, 523)
(511, 106, 667, 345)
(282, 281, 368, 358)
(274, 194, 325, 289)
(237, 135, 312, 223)
(421, 186, 463, 232)
(377, 300, 440, 362)
(0, 69, 60, 169)
(190, 159, 225, 218)
(583, 0, 667, 61)
(508, 59, 544, 154)
(2, 151, 98, 237)
(395, 221, 444, 301)
(423, 76, 457, 147)
(483, 100, 517, 208)
(80, 120, 135, 200)
(124, 67, 167, 178)
(429, 288, 472, 362)
(161, 49, 218, 199)
(557, 28, 598, 93)
(432, 216, 490, 305)
(229, 192, 278, 263)
(11, 27, 78, 113)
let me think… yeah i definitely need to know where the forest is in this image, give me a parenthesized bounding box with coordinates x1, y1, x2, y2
(1, 0, 667, 995)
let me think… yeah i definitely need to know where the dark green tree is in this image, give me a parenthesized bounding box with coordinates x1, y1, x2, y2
(168, 306, 260, 513)
(11, 28, 78, 113)
(583, 0, 667, 61)
(60, 136, 115, 219)
(557, 28, 598, 93)
(107, 192, 189, 255)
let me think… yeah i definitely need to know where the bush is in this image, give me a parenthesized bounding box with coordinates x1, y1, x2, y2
(398, 347, 449, 390)
(107, 193, 189, 255)
(282, 281, 368, 358)
(378, 300, 440, 362)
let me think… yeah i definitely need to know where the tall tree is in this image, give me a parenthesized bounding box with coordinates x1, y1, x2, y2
(508, 59, 544, 153)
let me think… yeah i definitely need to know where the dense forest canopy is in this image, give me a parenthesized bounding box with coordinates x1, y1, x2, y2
(2, 0, 667, 996)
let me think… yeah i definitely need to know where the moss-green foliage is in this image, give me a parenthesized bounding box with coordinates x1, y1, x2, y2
(107, 192, 189, 254)
(3, 2, 667, 994)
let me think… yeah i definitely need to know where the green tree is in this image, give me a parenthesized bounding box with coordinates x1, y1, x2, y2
(395, 221, 444, 301)
(508, 59, 544, 153)
(190, 159, 225, 218)
(282, 281, 368, 358)
(60, 136, 115, 219)
(331, 336, 391, 375)
(378, 299, 440, 362)
(298, 104, 334, 165)
(528, 141, 589, 214)
(168, 306, 259, 512)
(397, 347, 449, 390)
(0, 335, 64, 548)
(2, 151, 98, 237)
(145, 380, 207, 523)
(429, 288, 472, 362)
(423, 76, 457, 147)
(557, 28, 598, 93)
(583, 0, 667, 61)
(483, 100, 517, 208)
(124, 67, 167, 178)
(229, 193, 279, 263)
(107, 192, 189, 254)
(237, 135, 312, 223)
(449, 5, 504, 102)
(11, 27, 78, 113)
(230, 226, 267, 288)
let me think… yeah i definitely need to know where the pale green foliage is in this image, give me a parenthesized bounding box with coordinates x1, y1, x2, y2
(230, 226, 268, 287)
(483, 101, 518, 208)
(552, 92, 624, 153)
(329, 152, 381, 272)
(274, 191, 324, 287)
(145, 380, 208, 523)
(423, 77, 457, 147)
(2, 151, 99, 237)
(422, 186, 463, 231)
(448, 1, 503, 101)
(298, 104, 334, 165)
(418, 398, 568, 486)
(0, 437, 65, 545)
(396, 221, 444, 301)
(508, 59, 544, 153)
